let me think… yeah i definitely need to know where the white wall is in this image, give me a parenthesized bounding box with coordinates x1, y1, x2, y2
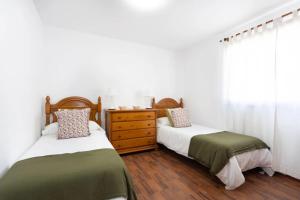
(43, 26, 178, 125)
(175, 38, 225, 129)
(0, 0, 44, 176)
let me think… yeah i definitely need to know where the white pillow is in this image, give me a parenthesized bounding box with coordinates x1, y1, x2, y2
(42, 121, 101, 136)
(89, 121, 101, 131)
(42, 122, 58, 135)
(157, 117, 171, 127)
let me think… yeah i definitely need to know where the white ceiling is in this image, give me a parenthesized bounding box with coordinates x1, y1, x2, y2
(34, 0, 294, 49)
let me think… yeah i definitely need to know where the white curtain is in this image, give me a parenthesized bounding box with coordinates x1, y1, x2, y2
(223, 12, 300, 179)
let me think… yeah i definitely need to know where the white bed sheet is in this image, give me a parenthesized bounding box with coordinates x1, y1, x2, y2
(19, 128, 112, 161)
(157, 124, 273, 190)
(18, 128, 126, 200)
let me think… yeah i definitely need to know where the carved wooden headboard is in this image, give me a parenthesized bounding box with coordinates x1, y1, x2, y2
(45, 96, 102, 126)
(151, 97, 183, 118)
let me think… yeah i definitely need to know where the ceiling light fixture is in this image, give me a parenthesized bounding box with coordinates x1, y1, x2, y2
(124, 0, 170, 12)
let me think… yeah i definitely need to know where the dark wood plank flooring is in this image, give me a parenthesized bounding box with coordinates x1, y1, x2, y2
(122, 147, 300, 200)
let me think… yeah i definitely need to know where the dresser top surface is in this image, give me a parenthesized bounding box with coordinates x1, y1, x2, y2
(105, 109, 158, 113)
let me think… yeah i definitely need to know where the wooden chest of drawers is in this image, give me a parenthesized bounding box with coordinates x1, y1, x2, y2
(105, 109, 158, 154)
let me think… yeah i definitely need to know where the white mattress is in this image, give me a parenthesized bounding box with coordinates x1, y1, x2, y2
(157, 124, 273, 190)
(18, 128, 126, 200)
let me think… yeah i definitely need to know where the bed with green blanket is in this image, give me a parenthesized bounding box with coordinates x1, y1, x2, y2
(0, 149, 136, 200)
(157, 124, 273, 190)
(0, 131, 137, 200)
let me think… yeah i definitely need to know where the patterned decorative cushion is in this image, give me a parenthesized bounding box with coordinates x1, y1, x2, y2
(56, 108, 90, 139)
(167, 108, 191, 128)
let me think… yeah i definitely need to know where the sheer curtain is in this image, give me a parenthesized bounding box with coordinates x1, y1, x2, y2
(223, 12, 300, 179)
(274, 15, 300, 178)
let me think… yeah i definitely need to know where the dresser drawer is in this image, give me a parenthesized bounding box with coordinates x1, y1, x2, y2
(111, 128, 155, 141)
(112, 112, 155, 122)
(111, 120, 155, 131)
(112, 137, 155, 150)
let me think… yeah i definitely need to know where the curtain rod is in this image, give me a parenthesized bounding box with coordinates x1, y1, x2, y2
(220, 8, 300, 43)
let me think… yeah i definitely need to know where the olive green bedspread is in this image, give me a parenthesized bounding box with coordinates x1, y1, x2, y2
(0, 149, 136, 200)
(188, 131, 269, 175)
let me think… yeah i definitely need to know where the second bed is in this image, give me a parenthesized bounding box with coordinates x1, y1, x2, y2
(152, 97, 273, 190)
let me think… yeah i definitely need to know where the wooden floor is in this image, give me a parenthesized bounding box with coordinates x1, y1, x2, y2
(122, 147, 300, 200)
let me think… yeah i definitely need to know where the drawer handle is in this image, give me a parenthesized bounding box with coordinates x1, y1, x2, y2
(147, 115, 151, 118)
(147, 132, 151, 135)
(118, 135, 121, 138)
(118, 126, 122, 128)
(147, 124, 151, 126)
(118, 117, 122, 119)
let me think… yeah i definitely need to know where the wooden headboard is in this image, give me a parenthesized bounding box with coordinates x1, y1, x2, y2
(45, 96, 102, 126)
(151, 97, 183, 118)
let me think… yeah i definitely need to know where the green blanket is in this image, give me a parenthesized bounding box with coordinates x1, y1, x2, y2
(188, 131, 269, 175)
(0, 149, 136, 200)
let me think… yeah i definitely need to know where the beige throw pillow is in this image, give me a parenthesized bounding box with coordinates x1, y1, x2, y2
(167, 108, 191, 128)
(56, 108, 90, 139)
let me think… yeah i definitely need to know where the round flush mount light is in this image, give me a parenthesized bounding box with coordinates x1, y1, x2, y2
(124, 0, 170, 12)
